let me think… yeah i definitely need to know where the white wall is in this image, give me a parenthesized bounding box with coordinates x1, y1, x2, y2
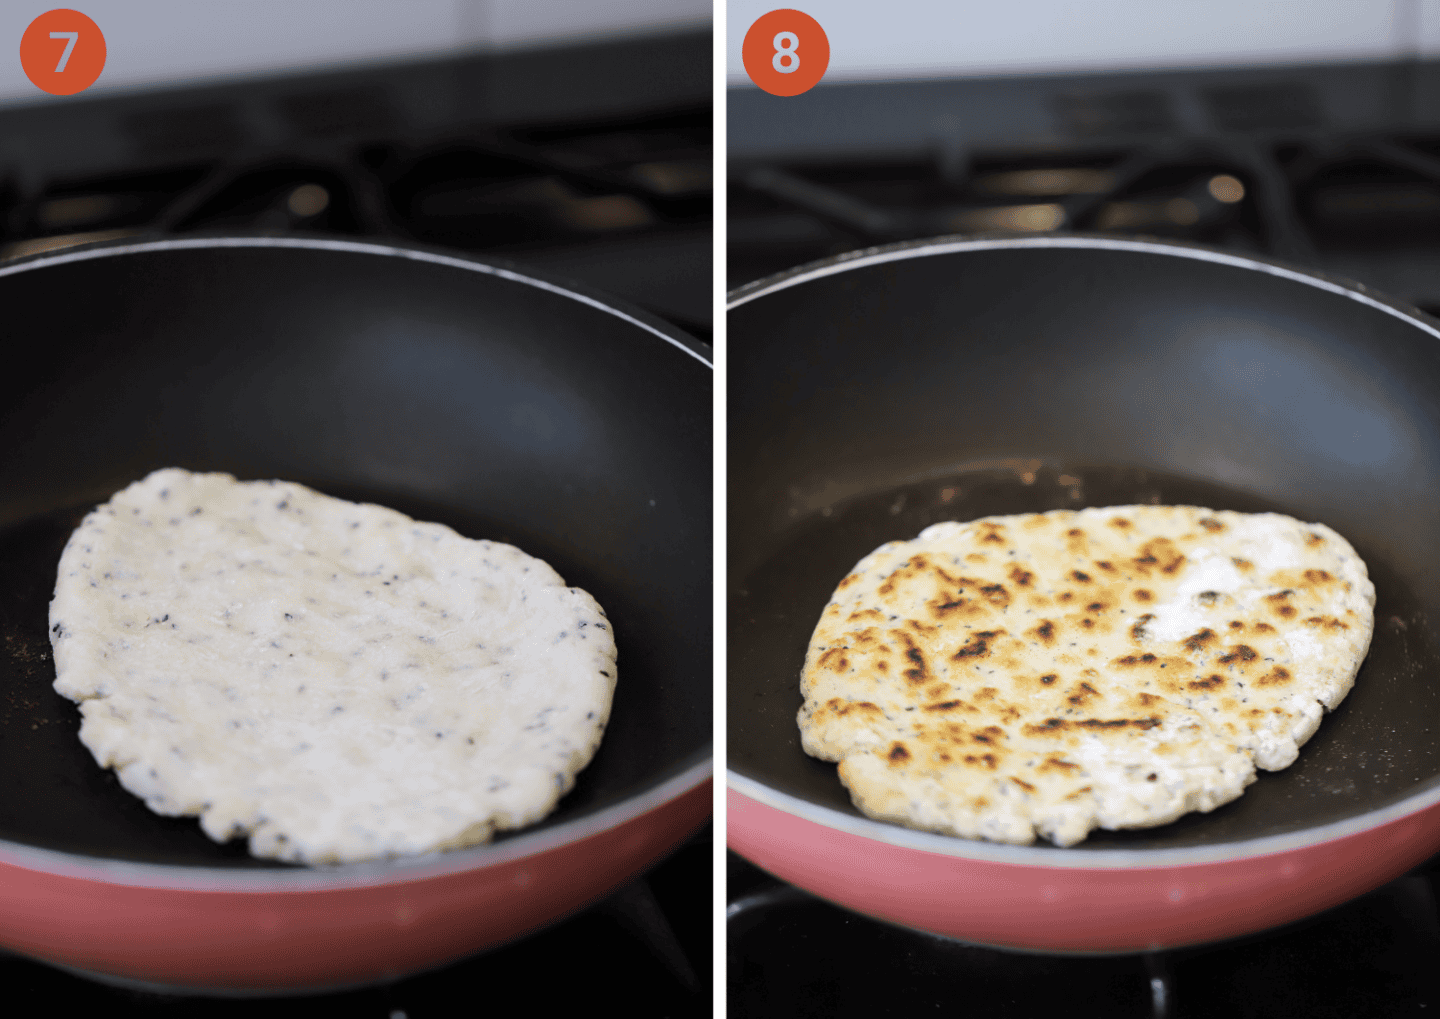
(0, 0, 709, 106)
(727, 0, 1434, 85)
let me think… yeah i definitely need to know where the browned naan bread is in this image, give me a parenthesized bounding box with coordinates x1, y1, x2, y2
(798, 506, 1375, 846)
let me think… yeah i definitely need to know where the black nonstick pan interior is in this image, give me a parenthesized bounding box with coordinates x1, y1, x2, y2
(728, 236, 1440, 852)
(0, 237, 711, 868)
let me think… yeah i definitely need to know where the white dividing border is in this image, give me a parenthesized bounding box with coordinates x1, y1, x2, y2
(726, 232, 1440, 870)
(0, 235, 712, 368)
(0, 233, 712, 889)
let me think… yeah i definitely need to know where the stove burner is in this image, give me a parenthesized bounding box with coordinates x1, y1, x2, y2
(1, 39, 712, 339)
(727, 60, 1440, 322)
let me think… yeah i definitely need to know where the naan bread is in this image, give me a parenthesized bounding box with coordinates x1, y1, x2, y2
(798, 506, 1374, 846)
(49, 469, 616, 864)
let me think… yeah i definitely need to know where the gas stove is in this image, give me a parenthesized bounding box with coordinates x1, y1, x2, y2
(726, 55, 1440, 1017)
(1, 30, 712, 342)
(728, 56, 1440, 322)
(728, 846, 1440, 1018)
(0, 30, 711, 1015)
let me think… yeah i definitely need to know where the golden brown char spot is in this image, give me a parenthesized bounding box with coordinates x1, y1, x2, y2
(1306, 532, 1326, 546)
(1182, 628, 1218, 653)
(1081, 618, 1095, 629)
(1071, 570, 1092, 583)
(965, 553, 988, 564)
(928, 595, 975, 619)
(876, 661, 889, 673)
(952, 629, 1004, 660)
(1218, 645, 1258, 665)
(1009, 566, 1034, 587)
(1134, 538, 1180, 578)
(1115, 652, 1158, 667)
(1080, 716, 1161, 731)
(922, 699, 964, 713)
(1011, 777, 1037, 793)
(1109, 517, 1132, 529)
(1304, 569, 1334, 584)
(898, 644, 933, 685)
(1266, 590, 1296, 619)
(1198, 517, 1225, 532)
(1095, 561, 1116, 572)
(979, 583, 1010, 606)
(1135, 692, 1162, 707)
(1058, 592, 1074, 602)
(1229, 620, 1244, 630)
(1040, 673, 1058, 685)
(1026, 716, 1160, 734)
(1304, 615, 1349, 630)
(826, 698, 884, 716)
(1064, 786, 1093, 800)
(1233, 558, 1254, 571)
(837, 573, 861, 589)
(1254, 622, 1276, 633)
(1067, 681, 1101, 706)
(887, 742, 910, 764)
(925, 682, 948, 699)
(1134, 589, 1153, 602)
(1187, 674, 1225, 691)
(1255, 666, 1292, 687)
(817, 648, 850, 672)
(848, 608, 885, 623)
(1029, 620, 1058, 646)
(906, 618, 940, 636)
(1038, 756, 1079, 774)
(979, 524, 1008, 546)
(1065, 528, 1090, 554)
(963, 754, 999, 770)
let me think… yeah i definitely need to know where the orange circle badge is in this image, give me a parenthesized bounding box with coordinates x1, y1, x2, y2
(20, 9, 106, 96)
(742, 9, 829, 97)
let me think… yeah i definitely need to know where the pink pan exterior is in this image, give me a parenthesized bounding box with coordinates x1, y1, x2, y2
(0, 769, 708, 991)
(729, 779, 1440, 951)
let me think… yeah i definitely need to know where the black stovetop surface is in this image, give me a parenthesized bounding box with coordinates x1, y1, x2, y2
(728, 847, 1440, 1018)
(2, 30, 712, 342)
(728, 56, 1440, 321)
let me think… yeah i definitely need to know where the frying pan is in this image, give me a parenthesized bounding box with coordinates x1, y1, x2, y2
(727, 234, 1440, 952)
(0, 235, 711, 990)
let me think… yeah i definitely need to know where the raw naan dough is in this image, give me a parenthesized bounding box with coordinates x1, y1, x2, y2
(50, 469, 616, 864)
(798, 506, 1374, 846)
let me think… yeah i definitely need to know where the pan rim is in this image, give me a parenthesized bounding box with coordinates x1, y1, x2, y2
(727, 231, 1440, 869)
(725, 232, 1440, 348)
(0, 759, 710, 889)
(0, 233, 713, 890)
(0, 234, 712, 368)
(728, 767, 1440, 869)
